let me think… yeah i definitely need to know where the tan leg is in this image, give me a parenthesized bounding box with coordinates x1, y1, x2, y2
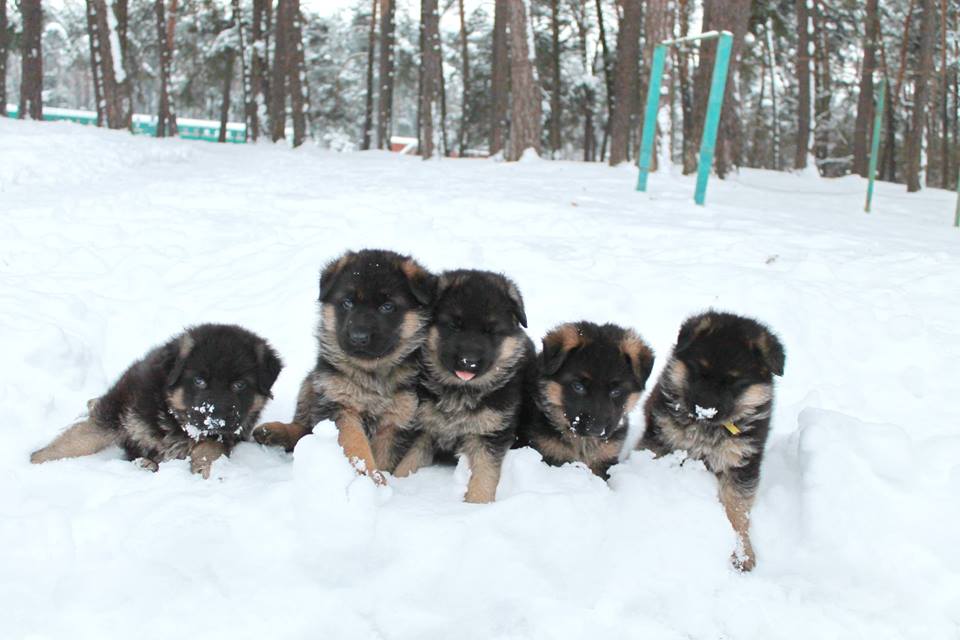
(190, 440, 226, 479)
(393, 432, 434, 478)
(252, 421, 310, 451)
(336, 412, 385, 486)
(719, 473, 756, 572)
(462, 437, 504, 504)
(30, 419, 116, 464)
(370, 424, 398, 473)
(373, 391, 418, 474)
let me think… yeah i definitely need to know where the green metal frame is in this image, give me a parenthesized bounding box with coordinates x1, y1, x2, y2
(864, 80, 886, 213)
(637, 30, 733, 206)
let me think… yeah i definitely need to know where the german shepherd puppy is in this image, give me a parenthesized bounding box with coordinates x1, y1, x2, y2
(516, 322, 654, 479)
(254, 249, 436, 484)
(393, 270, 534, 503)
(30, 324, 283, 478)
(639, 311, 785, 571)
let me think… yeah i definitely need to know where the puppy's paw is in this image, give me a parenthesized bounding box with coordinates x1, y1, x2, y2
(463, 489, 495, 504)
(253, 421, 303, 451)
(346, 455, 387, 486)
(133, 457, 159, 472)
(731, 539, 756, 572)
(190, 441, 225, 480)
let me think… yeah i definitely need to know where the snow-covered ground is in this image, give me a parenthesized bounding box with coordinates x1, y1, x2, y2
(2, 118, 959, 639)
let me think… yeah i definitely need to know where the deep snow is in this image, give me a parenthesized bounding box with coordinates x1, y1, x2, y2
(1, 118, 959, 639)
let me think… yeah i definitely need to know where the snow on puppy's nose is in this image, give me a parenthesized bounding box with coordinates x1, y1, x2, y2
(695, 405, 718, 421)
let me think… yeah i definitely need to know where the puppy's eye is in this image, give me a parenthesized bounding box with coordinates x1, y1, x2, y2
(341, 298, 354, 310)
(379, 302, 396, 314)
(193, 376, 207, 390)
(571, 381, 587, 395)
(231, 380, 247, 392)
(609, 388, 624, 399)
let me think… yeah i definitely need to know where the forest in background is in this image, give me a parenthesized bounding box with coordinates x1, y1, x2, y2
(0, 0, 958, 191)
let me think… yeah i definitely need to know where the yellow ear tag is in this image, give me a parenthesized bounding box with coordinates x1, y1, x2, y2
(723, 422, 741, 436)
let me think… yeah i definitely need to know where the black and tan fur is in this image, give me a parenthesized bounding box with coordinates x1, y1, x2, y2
(254, 249, 436, 483)
(639, 311, 785, 571)
(393, 270, 535, 503)
(517, 322, 654, 479)
(31, 324, 283, 478)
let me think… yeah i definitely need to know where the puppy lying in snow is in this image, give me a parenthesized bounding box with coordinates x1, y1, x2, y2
(30, 324, 282, 478)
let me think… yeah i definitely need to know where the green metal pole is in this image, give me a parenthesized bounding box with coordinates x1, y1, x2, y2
(694, 32, 733, 206)
(636, 44, 668, 192)
(865, 80, 886, 213)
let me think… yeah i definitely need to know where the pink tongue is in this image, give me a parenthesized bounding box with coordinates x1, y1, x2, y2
(455, 370, 476, 381)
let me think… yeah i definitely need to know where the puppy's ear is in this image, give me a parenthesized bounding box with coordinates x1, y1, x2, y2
(504, 277, 528, 328)
(400, 258, 437, 306)
(319, 253, 352, 302)
(620, 329, 655, 388)
(752, 328, 786, 377)
(540, 324, 582, 375)
(255, 342, 284, 396)
(676, 313, 714, 352)
(164, 333, 195, 388)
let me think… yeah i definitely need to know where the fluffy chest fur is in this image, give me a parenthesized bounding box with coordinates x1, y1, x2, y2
(416, 394, 513, 451)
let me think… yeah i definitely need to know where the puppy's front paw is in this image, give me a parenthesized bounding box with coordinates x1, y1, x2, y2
(731, 537, 756, 572)
(253, 421, 304, 452)
(133, 457, 159, 472)
(190, 441, 225, 479)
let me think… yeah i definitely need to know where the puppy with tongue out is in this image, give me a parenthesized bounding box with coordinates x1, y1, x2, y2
(393, 269, 535, 503)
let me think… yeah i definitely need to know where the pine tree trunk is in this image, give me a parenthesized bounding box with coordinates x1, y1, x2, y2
(85, 0, 106, 126)
(457, 0, 470, 155)
(905, 0, 936, 192)
(852, 0, 879, 176)
(288, 0, 308, 147)
(112, 0, 133, 128)
(490, 0, 509, 156)
(19, 0, 43, 120)
(0, 0, 7, 115)
(549, 0, 561, 157)
(218, 50, 234, 143)
(690, 0, 750, 178)
(677, 0, 696, 173)
(231, 0, 250, 142)
(361, 0, 377, 150)
(376, 0, 396, 149)
(640, 0, 669, 171)
(418, 0, 441, 158)
(608, 0, 641, 166)
(938, 0, 949, 188)
(765, 18, 781, 170)
(269, 0, 289, 142)
(795, 0, 812, 170)
(154, 0, 177, 136)
(249, 0, 269, 140)
(93, 0, 124, 128)
(507, 0, 541, 161)
(812, 0, 834, 175)
(594, 0, 613, 161)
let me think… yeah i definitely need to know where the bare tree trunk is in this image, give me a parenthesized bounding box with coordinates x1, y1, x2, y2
(249, 0, 269, 140)
(19, 0, 43, 120)
(812, 0, 835, 175)
(85, 0, 106, 125)
(154, 0, 177, 136)
(507, 0, 541, 160)
(288, 0, 308, 147)
(595, 0, 613, 161)
(905, 0, 936, 192)
(269, 0, 289, 142)
(795, 0, 812, 170)
(690, 0, 750, 178)
(457, 0, 470, 155)
(361, 0, 377, 150)
(0, 0, 7, 115)
(938, 0, 949, 188)
(571, 0, 594, 161)
(608, 0, 641, 166)
(852, 0, 879, 176)
(548, 0, 561, 157)
(91, 0, 124, 128)
(218, 49, 235, 143)
(418, 0, 441, 158)
(376, 0, 396, 149)
(490, 0, 509, 156)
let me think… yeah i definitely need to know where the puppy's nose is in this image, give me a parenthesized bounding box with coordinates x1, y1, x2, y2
(585, 422, 609, 437)
(349, 329, 371, 346)
(458, 356, 481, 371)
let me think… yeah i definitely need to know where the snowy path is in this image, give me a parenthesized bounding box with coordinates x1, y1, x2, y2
(2, 118, 958, 639)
